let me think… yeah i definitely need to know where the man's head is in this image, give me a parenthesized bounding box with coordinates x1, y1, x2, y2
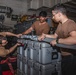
(39, 11, 47, 23)
(0, 35, 8, 46)
(52, 4, 67, 23)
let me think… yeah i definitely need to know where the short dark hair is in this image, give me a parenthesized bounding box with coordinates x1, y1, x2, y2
(39, 11, 47, 17)
(52, 3, 67, 15)
(0, 35, 7, 44)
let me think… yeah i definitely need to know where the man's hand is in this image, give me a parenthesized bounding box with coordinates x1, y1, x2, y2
(16, 42, 22, 46)
(16, 34, 22, 38)
(50, 40, 57, 46)
(38, 33, 46, 41)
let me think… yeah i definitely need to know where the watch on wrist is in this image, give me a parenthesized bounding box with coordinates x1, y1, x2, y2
(56, 38, 59, 44)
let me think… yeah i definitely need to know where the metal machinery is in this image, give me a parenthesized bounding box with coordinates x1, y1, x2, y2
(17, 35, 76, 75)
(17, 35, 62, 75)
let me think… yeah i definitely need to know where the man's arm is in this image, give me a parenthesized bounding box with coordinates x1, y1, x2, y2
(22, 27, 33, 35)
(0, 43, 20, 57)
(0, 32, 7, 36)
(45, 33, 58, 38)
(38, 33, 58, 41)
(0, 32, 22, 38)
(58, 31, 76, 45)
